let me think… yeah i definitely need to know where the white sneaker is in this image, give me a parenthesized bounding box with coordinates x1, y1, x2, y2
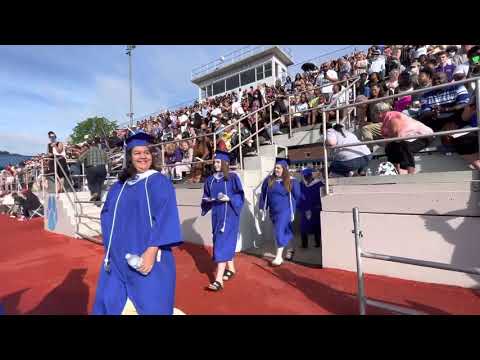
(271, 257, 283, 266)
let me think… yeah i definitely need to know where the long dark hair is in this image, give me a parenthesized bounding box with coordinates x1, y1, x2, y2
(118, 147, 160, 183)
(326, 122, 347, 138)
(268, 164, 292, 192)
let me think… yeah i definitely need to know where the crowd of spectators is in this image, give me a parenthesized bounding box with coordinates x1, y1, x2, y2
(6, 45, 480, 186)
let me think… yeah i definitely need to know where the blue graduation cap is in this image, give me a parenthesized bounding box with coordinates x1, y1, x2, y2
(302, 167, 313, 177)
(125, 131, 154, 150)
(214, 150, 230, 162)
(275, 157, 290, 168)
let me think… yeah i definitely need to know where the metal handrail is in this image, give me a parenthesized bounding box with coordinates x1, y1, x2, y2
(319, 76, 480, 195)
(331, 127, 480, 150)
(53, 156, 82, 235)
(312, 75, 480, 115)
(352, 207, 480, 315)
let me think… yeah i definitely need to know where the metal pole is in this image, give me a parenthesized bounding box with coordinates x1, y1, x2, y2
(238, 121, 243, 170)
(161, 144, 165, 171)
(128, 46, 134, 127)
(336, 98, 340, 124)
(213, 131, 217, 153)
(41, 161, 45, 201)
(476, 79, 480, 159)
(353, 207, 367, 315)
(270, 103, 273, 145)
(53, 156, 58, 195)
(353, 82, 357, 118)
(322, 111, 329, 195)
(81, 163, 85, 192)
(255, 112, 260, 154)
(288, 96, 292, 138)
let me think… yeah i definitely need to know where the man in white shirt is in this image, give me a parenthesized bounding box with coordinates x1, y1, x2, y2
(368, 49, 386, 78)
(317, 62, 338, 95)
(231, 95, 245, 118)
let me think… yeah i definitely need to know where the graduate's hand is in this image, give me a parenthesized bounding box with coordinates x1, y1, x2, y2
(139, 247, 158, 275)
(218, 194, 230, 202)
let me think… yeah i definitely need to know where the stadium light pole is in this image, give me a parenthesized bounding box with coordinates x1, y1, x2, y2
(126, 45, 136, 128)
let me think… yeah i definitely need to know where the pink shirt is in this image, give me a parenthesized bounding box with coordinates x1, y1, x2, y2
(381, 111, 433, 139)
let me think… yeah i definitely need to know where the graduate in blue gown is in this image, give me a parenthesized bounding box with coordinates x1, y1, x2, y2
(201, 150, 244, 291)
(298, 168, 323, 261)
(92, 132, 183, 315)
(259, 157, 301, 266)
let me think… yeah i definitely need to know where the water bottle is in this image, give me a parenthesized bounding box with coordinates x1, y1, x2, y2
(366, 168, 372, 176)
(125, 253, 143, 270)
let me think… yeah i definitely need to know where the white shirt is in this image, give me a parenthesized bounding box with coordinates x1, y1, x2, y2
(231, 101, 245, 116)
(369, 56, 386, 74)
(319, 69, 338, 94)
(327, 128, 371, 162)
(211, 108, 222, 117)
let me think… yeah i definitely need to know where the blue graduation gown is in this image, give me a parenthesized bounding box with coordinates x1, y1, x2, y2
(259, 176, 301, 247)
(92, 171, 183, 315)
(0, 303, 4, 315)
(201, 172, 244, 263)
(299, 179, 323, 235)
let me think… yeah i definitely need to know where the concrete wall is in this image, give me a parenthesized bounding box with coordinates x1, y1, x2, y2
(322, 175, 480, 289)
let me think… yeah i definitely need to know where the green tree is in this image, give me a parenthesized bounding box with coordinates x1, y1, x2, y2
(70, 117, 118, 144)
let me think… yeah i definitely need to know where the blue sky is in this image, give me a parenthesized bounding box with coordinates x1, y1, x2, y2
(0, 45, 369, 155)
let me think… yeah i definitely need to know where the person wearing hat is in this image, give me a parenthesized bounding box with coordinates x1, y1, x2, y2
(259, 157, 301, 266)
(298, 168, 323, 254)
(201, 150, 245, 291)
(92, 131, 183, 315)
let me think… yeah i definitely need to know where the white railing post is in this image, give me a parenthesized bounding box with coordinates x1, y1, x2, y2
(476, 79, 480, 161)
(353, 82, 357, 117)
(255, 112, 260, 154)
(322, 111, 329, 195)
(353, 207, 367, 315)
(270, 103, 274, 145)
(53, 155, 58, 196)
(41, 160, 45, 201)
(336, 98, 340, 124)
(288, 96, 292, 138)
(238, 121, 243, 170)
(213, 131, 217, 153)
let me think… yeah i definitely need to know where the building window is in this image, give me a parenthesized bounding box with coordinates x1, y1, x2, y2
(226, 75, 240, 91)
(201, 87, 207, 99)
(240, 68, 256, 86)
(256, 65, 264, 81)
(213, 80, 226, 96)
(207, 84, 213, 97)
(265, 62, 272, 78)
(305, 152, 311, 158)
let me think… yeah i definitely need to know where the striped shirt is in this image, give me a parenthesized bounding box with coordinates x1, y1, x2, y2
(78, 146, 108, 168)
(420, 85, 470, 114)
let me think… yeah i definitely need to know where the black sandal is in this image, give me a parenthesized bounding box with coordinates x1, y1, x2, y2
(223, 270, 236, 281)
(207, 281, 223, 292)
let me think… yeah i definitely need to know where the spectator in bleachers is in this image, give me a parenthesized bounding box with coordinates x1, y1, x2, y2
(361, 99, 390, 151)
(418, 71, 470, 132)
(326, 123, 371, 177)
(354, 52, 368, 76)
(451, 95, 480, 170)
(374, 102, 433, 175)
(78, 141, 108, 202)
(394, 72, 414, 113)
(384, 69, 400, 95)
(368, 49, 385, 78)
(435, 51, 456, 82)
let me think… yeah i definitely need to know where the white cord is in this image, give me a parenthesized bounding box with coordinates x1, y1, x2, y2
(144, 176, 153, 227)
(221, 180, 227, 233)
(104, 181, 127, 269)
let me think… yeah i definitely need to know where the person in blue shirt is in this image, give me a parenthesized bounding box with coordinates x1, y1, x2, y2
(201, 150, 245, 292)
(92, 131, 183, 315)
(259, 157, 301, 266)
(298, 168, 324, 265)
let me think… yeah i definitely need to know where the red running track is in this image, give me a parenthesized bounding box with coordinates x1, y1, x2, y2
(1, 215, 480, 315)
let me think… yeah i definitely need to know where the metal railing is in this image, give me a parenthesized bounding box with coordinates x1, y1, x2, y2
(352, 207, 480, 315)
(191, 45, 293, 80)
(286, 75, 480, 195)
